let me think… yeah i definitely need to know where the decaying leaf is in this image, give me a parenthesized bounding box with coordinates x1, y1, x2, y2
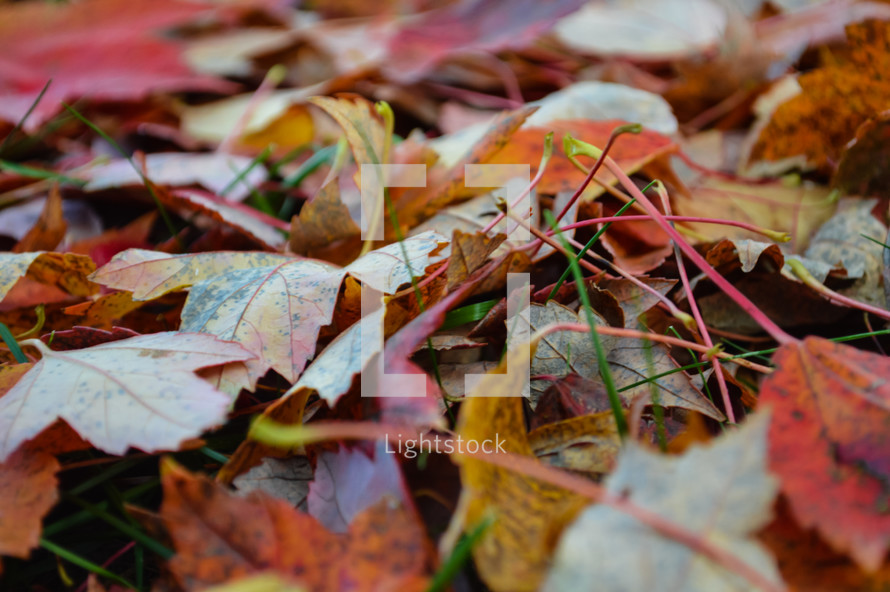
(528, 412, 621, 477)
(233, 457, 312, 511)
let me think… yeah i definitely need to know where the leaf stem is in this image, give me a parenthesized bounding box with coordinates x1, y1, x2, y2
(565, 136, 795, 345)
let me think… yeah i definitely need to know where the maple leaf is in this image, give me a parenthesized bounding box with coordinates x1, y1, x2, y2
(90, 233, 446, 384)
(519, 301, 724, 419)
(543, 413, 783, 592)
(161, 459, 431, 591)
(0, 332, 254, 461)
(487, 119, 676, 199)
(760, 337, 890, 572)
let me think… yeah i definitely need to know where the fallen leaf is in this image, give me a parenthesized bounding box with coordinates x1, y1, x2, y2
(760, 498, 890, 592)
(94, 233, 444, 384)
(308, 442, 410, 533)
(168, 188, 289, 250)
(0, 252, 96, 303)
(673, 175, 837, 252)
(543, 412, 783, 592)
(760, 337, 890, 571)
(804, 197, 887, 307)
(383, 0, 585, 82)
(233, 457, 312, 511)
(450, 345, 588, 592)
(309, 94, 385, 166)
(0, 364, 57, 560)
(518, 301, 613, 401)
(179, 88, 317, 148)
(525, 81, 679, 135)
(0, 331, 254, 461)
(84, 153, 268, 203)
(553, 0, 728, 60)
(487, 119, 676, 199)
(13, 186, 66, 253)
(289, 181, 360, 256)
(395, 106, 537, 233)
(606, 336, 725, 421)
(0, 0, 232, 130)
(528, 412, 621, 477)
(833, 110, 890, 197)
(162, 459, 432, 591)
(749, 20, 890, 174)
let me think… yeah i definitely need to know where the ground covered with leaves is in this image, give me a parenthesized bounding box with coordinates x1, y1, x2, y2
(2, 0, 890, 591)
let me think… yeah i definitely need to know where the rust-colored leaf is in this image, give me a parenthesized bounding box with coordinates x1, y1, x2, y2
(162, 459, 432, 591)
(750, 20, 890, 174)
(289, 181, 360, 257)
(0, 447, 58, 559)
(13, 186, 66, 253)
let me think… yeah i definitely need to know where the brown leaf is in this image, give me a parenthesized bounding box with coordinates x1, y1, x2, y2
(162, 459, 432, 591)
(833, 110, 890, 197)
(446, 230, 505, 291)
(13, 186, 66, 253)
(289, 181, 359, 256)
(528, 412, 620, 478)
(0, 447, 58, 559)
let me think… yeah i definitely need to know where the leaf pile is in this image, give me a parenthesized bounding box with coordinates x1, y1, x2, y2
(2, 1, 890, 591)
